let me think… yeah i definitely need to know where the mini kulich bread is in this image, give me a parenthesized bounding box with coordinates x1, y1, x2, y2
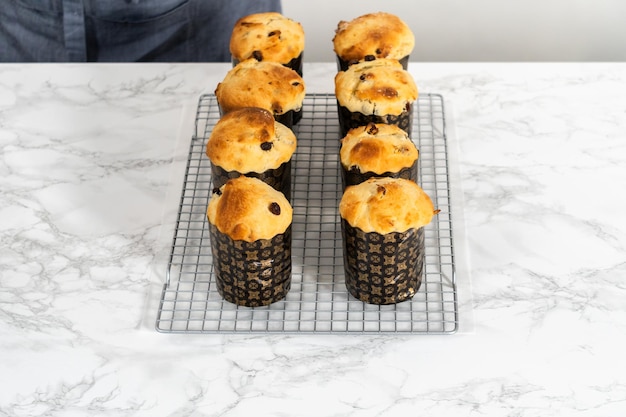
(333, 12, 415, 70)
(340, 122, 418, 188)
(339, 177, 437, 305)
(230, 12, 305, 76)
(207, 176, 293, 306)
(206, 107, 296, 199)
(215, 58, 306, 127)
(335, 58, 418, 136)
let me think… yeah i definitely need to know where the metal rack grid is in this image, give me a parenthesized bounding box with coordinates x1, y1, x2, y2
(156, 93, 458, 334)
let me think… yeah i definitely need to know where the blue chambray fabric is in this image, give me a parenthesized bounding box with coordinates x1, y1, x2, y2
(0, 0, 281, 62)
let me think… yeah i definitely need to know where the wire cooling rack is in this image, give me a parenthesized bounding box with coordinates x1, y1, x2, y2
(156, 93, 458, 334)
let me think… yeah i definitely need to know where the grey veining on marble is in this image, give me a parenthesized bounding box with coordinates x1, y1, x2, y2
(1, 62, 625, 416)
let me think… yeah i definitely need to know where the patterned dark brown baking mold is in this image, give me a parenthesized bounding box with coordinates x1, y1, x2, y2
(232, 53, 303, 77)
(209, 223, 292, 307)
(341, 220, 425, 305)
(337, 104, 412, 137)
(341, 161, 418, 190)
(335, 55, 409, 72)
(269, 108, 302, 127)
(280, 54, 304, 125)
(218, 105, 300, 129)
(285, 54, 304, 78)
(210, 161, 292, 201)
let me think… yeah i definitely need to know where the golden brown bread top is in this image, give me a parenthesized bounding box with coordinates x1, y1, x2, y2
(207, 176, 292, 242)
(206, 107, 296, 173)
(335, 58, 418, 116)
(215, 59, 306, 116)
(339, 177, 436, 234)
(230, 12, 305, 64)
(340, 123, 418, 174)
(333, 12, 414, 62)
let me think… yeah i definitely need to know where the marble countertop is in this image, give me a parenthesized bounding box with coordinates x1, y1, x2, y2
(1, 62, 625, 416)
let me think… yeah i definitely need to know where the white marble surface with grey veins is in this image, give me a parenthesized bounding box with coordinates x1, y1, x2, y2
(1, 62, 625, 416)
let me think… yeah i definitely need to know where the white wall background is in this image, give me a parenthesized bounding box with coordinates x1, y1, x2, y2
(282, 0, 626, 62)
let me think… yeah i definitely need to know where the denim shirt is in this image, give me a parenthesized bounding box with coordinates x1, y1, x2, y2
(0, 0, 281, 62)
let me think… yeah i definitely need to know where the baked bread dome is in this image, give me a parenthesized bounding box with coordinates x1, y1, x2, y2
(215, 59, 305, 126)
(339, 177, 436, 234)
(335, 58, 417, 117)
(333, 12, 414, 70)
(230, 12, 305, 75)
(207, 176, 292, 242)
(207, 107, 296, 174)
(340, 123, 418, 177)
(335, 58, 418, 136)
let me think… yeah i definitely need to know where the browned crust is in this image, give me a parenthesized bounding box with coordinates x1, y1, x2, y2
(335, 59, 417, 115)
(207, 176, 292, 242)
(215, 59, 305, 116)
(230, 12, 305, 64)
(206, 107, 296, 173)
(340, 123, 418, 173)
(339, 177, 437, 233)
(333, 12, 414, 62)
